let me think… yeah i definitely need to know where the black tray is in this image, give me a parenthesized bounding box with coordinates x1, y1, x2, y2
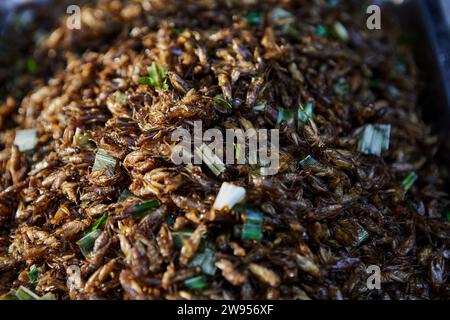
(390, 0, 450, 140)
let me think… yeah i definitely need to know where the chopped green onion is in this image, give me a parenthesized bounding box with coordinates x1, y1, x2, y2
(299, 155, 317, 168)
(77, 229, 102, 257)
(334, 77, 349, 96)
(388, 85, 401, 98)
(245, 209, 263, 225)
(190, 247, 216, 276)
(139, 62, 169, 90)
(165, 214, 175, 226)
(139, 77, 151, 85)
(276, 108, 296, 128)
(92, 149, 117, 176)
(269, 7, 295, 25)
(315, 24, 328, 37)
(358, 124, 391, 156)
(14, 129, 37, 152)
(28, 265, 39, 284)
(241, 209, 263, 241)
(213, 182, 246, 211)
(298, 102, 314, 124)
(246, 12, 261, 26)
(402, 172, 418, 192)
(195, 143, 226, 176)
(40, 293, 57, 300)
(124, 199, 160, 218)
(253, 100, 266, 112)
(184, 275, 208, 290)
(173, 230, 193, 249)
(85, 213, 108, 235)
(0, 286, 56, 300)
(242, 224, 263, 241)
(26, 58, 38, 74)
(15, 286, 40, 300)
(332, 21, 349, 43)
(0, 291, 19, 300)
(213, 95, 233, 113)
(353, 226, 369, 246)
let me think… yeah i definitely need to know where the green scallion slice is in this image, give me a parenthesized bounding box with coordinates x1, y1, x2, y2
(26, 58, 38, 74)
(253, 100, 266, 112)
(139, 62, 169, 90)
(92, 149, 117, 176)
(190, 247, 217, 276)
(77, 229, 102, 257)
(299, 155, 317, 168)
(173, 230, 193, 249)
(165, 214, 175, 226)
(353, 226, 369, 247)
(0, 291, 19, 300)
(315, 24, 328, 37)
(334, 77, 349, 96)
(14, 129, 37, 152)
(388, 85, 401, 98)
(124, 199, 160, 218)
(0, 286, 55, 300)
(0, 286, 56, 300)
(269, 7, 295, 25)
(276, 108, 296, 128)
(15, 286, 40, 300)
(245, 210, 263, 225)
(358, 124, 391, 156)
(332, 21, 349, 43)
(235, 143, 242, 163)
(85, 213, 108, 235)
(246, 12, 261, 26)
(139, 77, 151, 85)
(402, 172, 418, 192)
(28, 265, 39, 284)
(241, 209, 263, 241)
(298, 102, 314, 124)
(184, 275, 208, 290)
(196, 143, 226, 176)
(39, 293, 56, 300)
(213, 95, 233, 113)
(242, 225, 263, 241)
